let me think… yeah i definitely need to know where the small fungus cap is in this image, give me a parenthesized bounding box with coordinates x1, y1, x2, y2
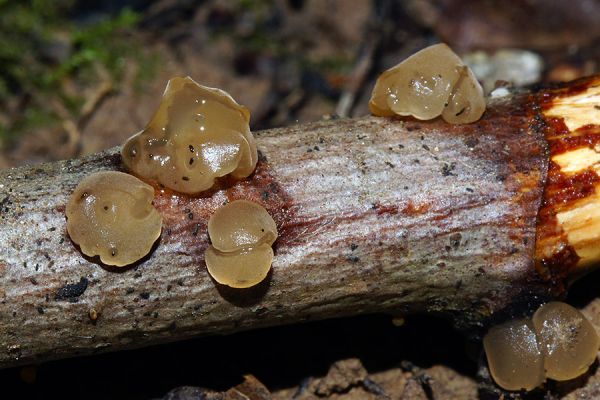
(532, 301, 600, 381)
(122, 76, 258, 194)
(483, 319, 545, 391)
(208, 200, 277, 251)
(369, 43, 485, 124)
(66, 171, 162, 266)
(205, 200, 278, 288)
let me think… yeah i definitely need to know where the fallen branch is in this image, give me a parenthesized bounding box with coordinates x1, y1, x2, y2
(0, 76, 599, 369)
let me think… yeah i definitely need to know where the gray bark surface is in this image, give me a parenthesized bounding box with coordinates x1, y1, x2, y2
(0, 93, 550, 368)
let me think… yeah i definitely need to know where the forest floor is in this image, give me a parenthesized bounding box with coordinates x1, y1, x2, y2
(1, 1, 600, 399)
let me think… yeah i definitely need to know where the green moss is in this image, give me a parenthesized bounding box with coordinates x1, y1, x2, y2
(0, 1, 153, 147)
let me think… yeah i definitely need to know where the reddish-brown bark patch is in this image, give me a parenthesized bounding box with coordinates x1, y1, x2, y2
(151, 159, 295, 255)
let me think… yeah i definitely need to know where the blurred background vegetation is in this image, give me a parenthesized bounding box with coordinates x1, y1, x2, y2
(0, 0, 146, 148)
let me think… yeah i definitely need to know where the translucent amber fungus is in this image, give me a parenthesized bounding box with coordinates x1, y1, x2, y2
(369, 43, 485, 124)
(532, 302, 600, 381)
(205, 200, 277, 288)
(483, 319, 545, 391)
(122, 76, 258, 194)
(66, 171, 162, 266)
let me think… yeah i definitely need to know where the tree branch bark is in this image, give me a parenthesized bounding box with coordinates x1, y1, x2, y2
(0, 76, 598, 369)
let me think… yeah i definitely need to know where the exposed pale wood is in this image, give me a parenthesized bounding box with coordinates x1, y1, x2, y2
(0, 76, 598, 369)
(544, 81, 600, 132)
(535, 78, 600, 280)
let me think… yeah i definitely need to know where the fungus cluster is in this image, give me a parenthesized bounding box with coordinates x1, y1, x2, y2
(64, 48, 480, 281)
(205, 200, 278, 288)
(121, 76, 258, 194)
(369, 43, 485, 124)
(66, 77, 272, 274)
(64, 59, 483, 282)
(484, 302, 600, 391)
(66, 171, 162, 266)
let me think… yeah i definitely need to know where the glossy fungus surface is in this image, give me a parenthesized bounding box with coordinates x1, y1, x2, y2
(66, 171, 162, 266)
(532, 301, 600, 381)
(369, 43, 485, 124)
(205, 200, 277, 288)
(483, 319, 545, 391)
(122, 76, 258, 194)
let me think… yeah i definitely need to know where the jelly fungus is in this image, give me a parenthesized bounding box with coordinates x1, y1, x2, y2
(369, 43, 485, 124)
(532, 302, 600, 381)
(205, 200, 277, 288)
(66, 171, 162, 266)
(122, 76, 258, 194)
(483, 319, 545, 391)
(484, 301, 600, 391)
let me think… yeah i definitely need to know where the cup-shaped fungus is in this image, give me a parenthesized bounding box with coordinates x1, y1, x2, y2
(122, 76, 258, 194)
(369, 43, 485, 124)
(483, 319, 545, 391)
(532, 301, 600, 381)
(205, 200, 277, 288)
(66, 171, 162, 266)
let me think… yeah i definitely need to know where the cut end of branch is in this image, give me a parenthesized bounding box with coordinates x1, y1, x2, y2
(535, 77, 600, 281)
